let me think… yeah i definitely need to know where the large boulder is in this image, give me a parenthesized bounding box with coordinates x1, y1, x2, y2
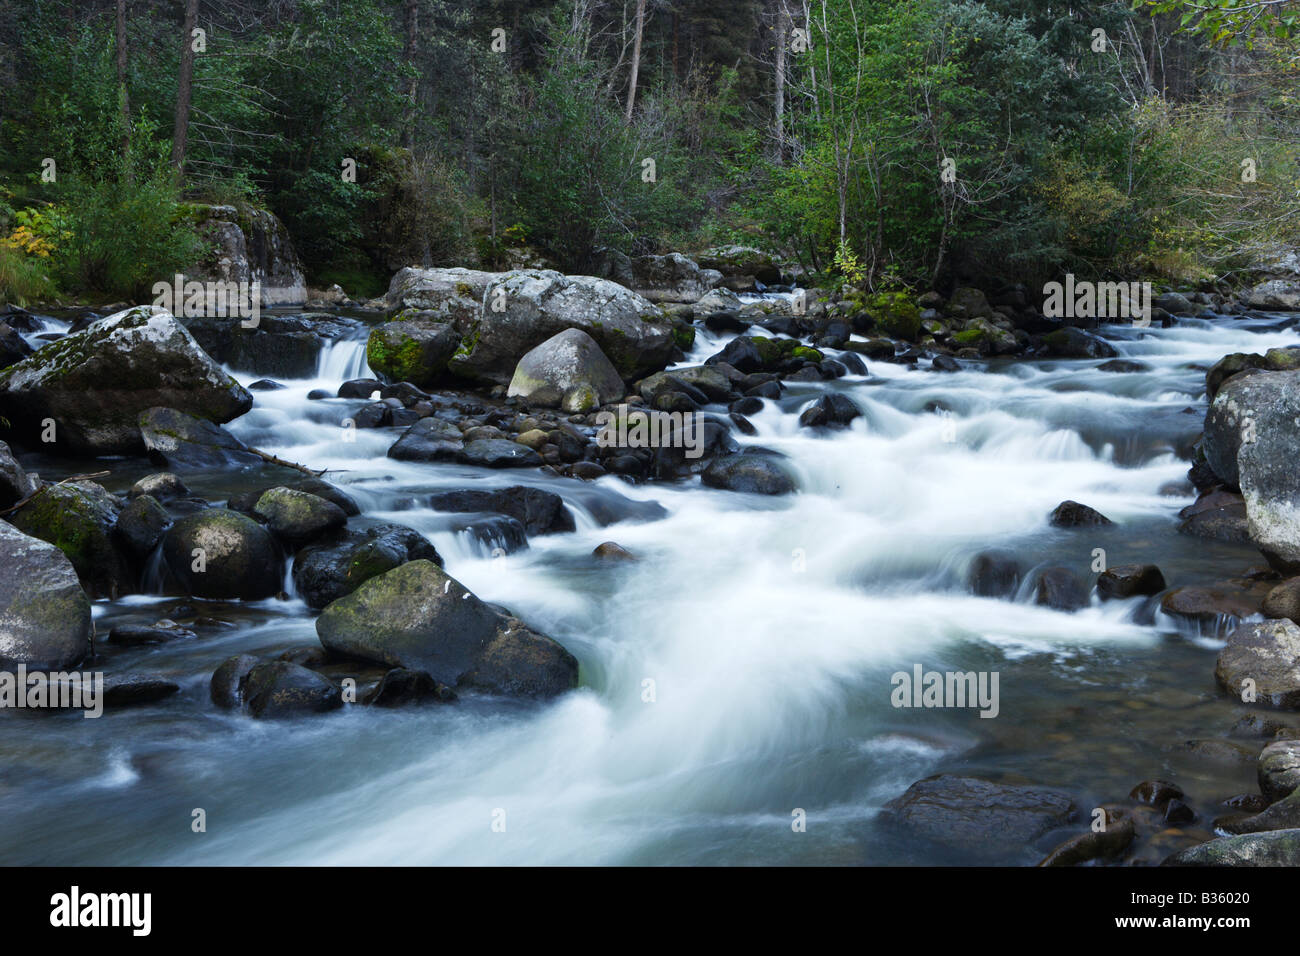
(9, 481, 131, 598)
(316, 560, 578, 698)
(383, 267, 676, 383)
(696, 245, 783, 285)
(506, 329, 626, 412)
(161, 509, 284, 600)
(1038, 327, 1117, 359)
(0, 306, 252, 456)
(293, 523, 441, 609)
(1215, 619, 1300, 709)
(1214, 370, 1300, 567)
(387, 418, 465, 462)
(621, 253, 722, 303)
(139, 407, 262, 471)
(1202, 369, 1287, 489)
(191, 203, 306, 307)
(0, 521, 91, 669)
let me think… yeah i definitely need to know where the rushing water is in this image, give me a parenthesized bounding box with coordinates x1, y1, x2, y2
(3, 311, 1298, 865)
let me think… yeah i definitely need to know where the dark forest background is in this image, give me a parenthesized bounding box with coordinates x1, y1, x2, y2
(2, 0, 1299, 302)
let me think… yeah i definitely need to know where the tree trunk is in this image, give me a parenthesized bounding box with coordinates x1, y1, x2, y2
(116, 0, 131, 175)
(625, 0, 646, 123)
(171, 0, 199, 183)
(403, 0, 419, 148)
(773, 0, 789, 164)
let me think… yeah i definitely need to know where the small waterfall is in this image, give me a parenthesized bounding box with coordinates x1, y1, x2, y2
(316, 333, 372, 382)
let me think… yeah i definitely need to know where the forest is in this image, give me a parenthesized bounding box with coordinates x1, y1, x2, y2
(2, 0, 1299, 305)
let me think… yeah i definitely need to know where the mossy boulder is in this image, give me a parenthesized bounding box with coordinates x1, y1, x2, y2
(0, 521, 92, 669)
(161, 508, 284, 600)
(865, 292, 922, 341)
(253, 487, 348, 548)
(316, 559, 578, 698)
(0, 306, 252, 456)
(366, 313, 461, 388)
(9, 480, 132, 598)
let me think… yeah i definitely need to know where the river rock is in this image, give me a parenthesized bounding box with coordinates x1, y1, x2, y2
(1097, 564, 1166, 600)
(506, 329, 625, 412)
(382, 267, 675, 383)
(9, 480, 131, 598)
(620, 253, 722, 303)
(316, 560, 578, 698)
(0, 306, 251, 456)
(0, 441, 35, 509)
(293, 523, 442, 610)
(386, 417, 465, 462)
(1038, 811, 1135, 866)
(639, 365, 735, 404)
(798, 393, 861, 429)
(0, 521, 91, 669)
(366, 313, 462, 388)
(1162, 578, 1272, 625)
(969, 551, 1021, 598)
(210, 655, 342, 718)
(253, 487, 347, 547)
(695, 246, 783, 285)
(113, 494, 173, 559)
(1262, 577, 1300, 624)
(1039, 327, 1117, 359)
(1034, 566, 1088, 611)
(161, 509, 284, 600)
(458, 438, 543, 469)
(428, 486, 573, 535)
(139, 407, 262, 470)
(1215, 619, 1300, 709)
(880, 774, 1077, 852)
(128, 472, 189, 503)
(701, 453, 798, 495)
(1048, 500, 1113, 527)
(1224, 371, 1300, 569)
(1177, 490, 1249, 542)
(1162, 830, 1300, 866)
(1130, 779, 1184, 810)
(363, 668, 456, 706)
(1259, 740, 1300, 800)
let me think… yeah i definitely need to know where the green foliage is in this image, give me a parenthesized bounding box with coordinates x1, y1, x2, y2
(54, 136, 205, 301)
(0, 243, 57, 305)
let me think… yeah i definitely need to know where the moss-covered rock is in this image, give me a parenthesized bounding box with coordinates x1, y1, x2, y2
(0, 306, 252, 456)
(366, 313, 461, 388)
(253, 487, 348, 548)
(865, 292, 922, 341)
(0, 521, 92, 669)
(10, 480, 132, 598)
(316, 560, 578, 698)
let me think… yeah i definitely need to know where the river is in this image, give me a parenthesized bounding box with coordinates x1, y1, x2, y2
(2, 309, 1295, 865)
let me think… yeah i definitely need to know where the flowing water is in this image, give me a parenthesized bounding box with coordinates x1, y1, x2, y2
(4, 311, 1298, 865)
